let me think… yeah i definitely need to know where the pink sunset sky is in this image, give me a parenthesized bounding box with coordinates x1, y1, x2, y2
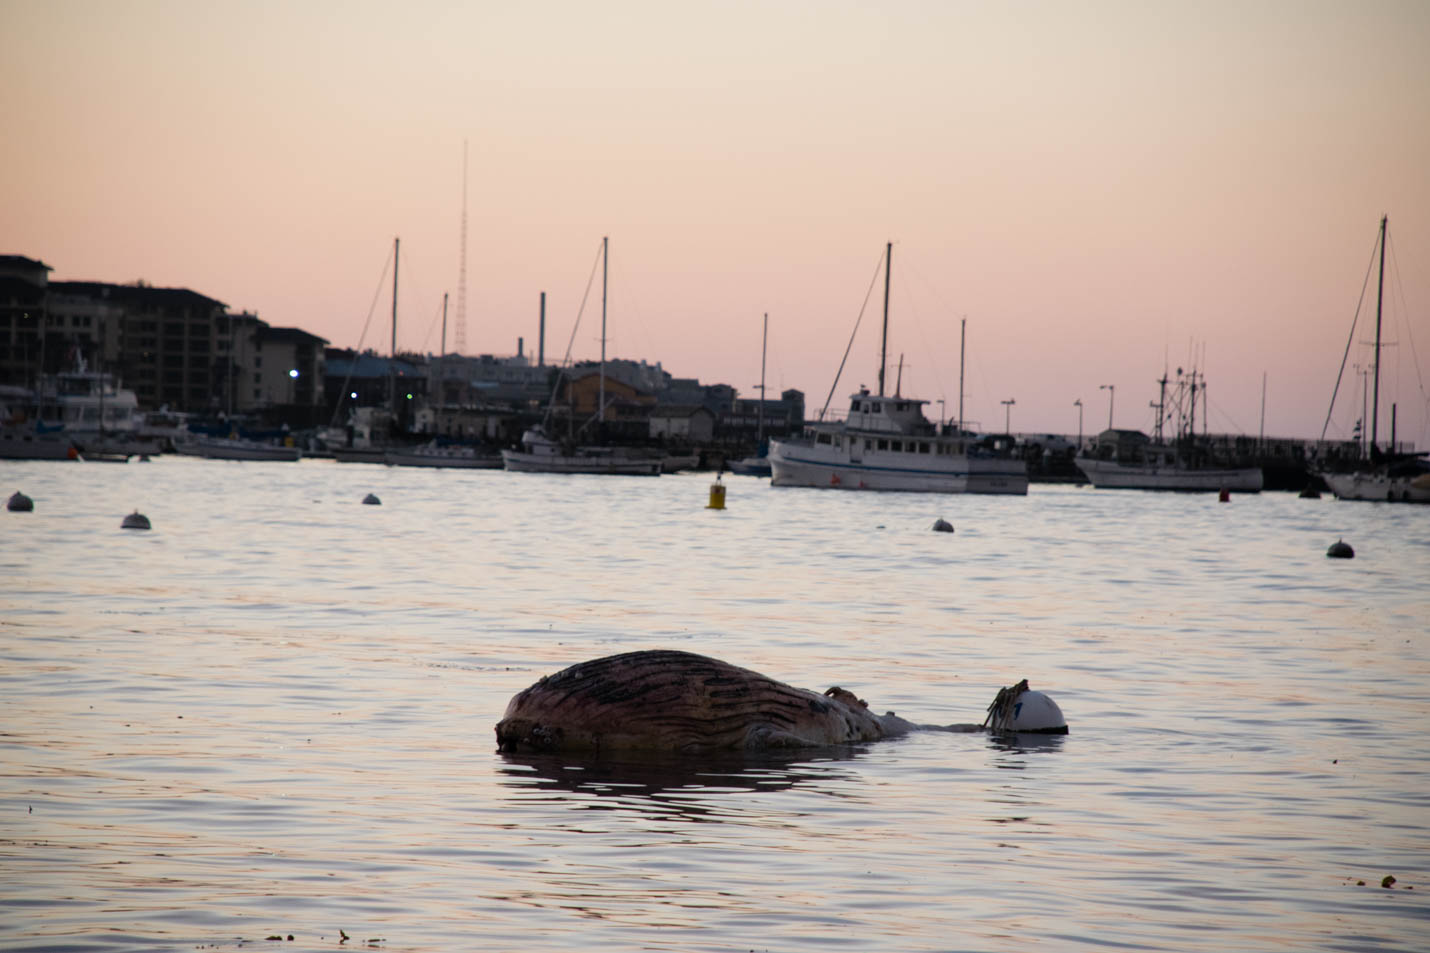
(5, 0, 1428, 446)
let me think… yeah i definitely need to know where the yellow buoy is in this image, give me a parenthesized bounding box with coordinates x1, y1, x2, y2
(707, 480, 726, 510)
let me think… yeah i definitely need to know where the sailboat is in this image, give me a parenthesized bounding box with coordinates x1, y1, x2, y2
(333, 237, 407, 464)
(766, 243, 1028, 494)
(727, 313, 773, 477)
(501, 237, 663, 476)
(1319, 216, 1430, 503)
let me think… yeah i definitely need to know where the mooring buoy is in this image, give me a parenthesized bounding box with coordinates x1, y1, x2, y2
(931, 518, 954, 533)
(1326, 539, 1354, 559)
(7, 491, 34, 512)
(706, 479, 726, 510)
(121, 510, 151, 530)
(1218, 487, 1231, 503)
(362, 493, 381, 506)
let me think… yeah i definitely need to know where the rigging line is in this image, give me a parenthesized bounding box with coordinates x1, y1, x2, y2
(1319, 227, 1380, 442)
(418, 296, 446, 355)
(1387, 228, 1427, 401)
(819, 247, 887, 421)
(896, 255, 947, 405)
(1206, 395, 1249, 436)
(328, 244, 395, 430)
(541, 239, 605, 427)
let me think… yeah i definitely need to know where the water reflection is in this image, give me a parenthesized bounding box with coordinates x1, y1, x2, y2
(495, 748, 868, 818)
(987, 731, 1070, 758)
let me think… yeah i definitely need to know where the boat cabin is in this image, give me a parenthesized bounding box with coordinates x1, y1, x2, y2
(843, 389, 935, 435)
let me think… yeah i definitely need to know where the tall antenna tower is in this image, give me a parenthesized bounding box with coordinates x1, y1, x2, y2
(454, 139, 469, 354)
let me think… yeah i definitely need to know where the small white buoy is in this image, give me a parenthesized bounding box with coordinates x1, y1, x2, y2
(362, 493, 381, 506)
(121, 510, 151, 530)
(1327, 539, 1354, 559)
(1007, 690, 1067, 734)
(931, 518, 954, 533)
(7, 491, 33, 512)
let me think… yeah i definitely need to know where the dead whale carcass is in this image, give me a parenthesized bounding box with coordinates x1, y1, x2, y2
(494, 650, 1065, 754)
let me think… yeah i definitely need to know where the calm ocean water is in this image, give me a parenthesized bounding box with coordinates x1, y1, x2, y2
(2, 456, 1428, 952)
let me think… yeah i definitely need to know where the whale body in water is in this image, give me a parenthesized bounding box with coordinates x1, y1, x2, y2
(495, 649, 1065, 755)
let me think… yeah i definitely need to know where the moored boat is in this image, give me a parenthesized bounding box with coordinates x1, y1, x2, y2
(1076, 367, 1262, 493)
(769, 392, 1028, 493)
(502, 237, 663, 477)
(1316, 216, 1428, 503)
(385, 442, 503, 469)
(0, 423, 79, 460)
(767, 243, 1027, 495)
(194, 436, 301, 461)
(1321, 461, 1430, 503)
(1076, 453, 1264, 492)
(501, 427, 662, 475)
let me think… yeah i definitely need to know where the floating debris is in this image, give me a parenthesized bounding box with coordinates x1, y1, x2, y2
(362, 493, 381, 506)
(120, 510, 151, 530)
(931, 518, 954, 533)
(7, 491, 33, 512)
(1327, 539, 1354, 559)
(1382, 875, 1397, 889)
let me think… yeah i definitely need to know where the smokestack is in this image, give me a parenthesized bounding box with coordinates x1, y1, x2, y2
(538, 291, 546, 367)
(518, 336, 524, 359)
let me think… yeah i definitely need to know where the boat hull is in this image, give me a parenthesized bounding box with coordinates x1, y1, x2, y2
(768, 438, 1028, 495)
(1322, 470, 1430, 504)
(384, 448, 503, 469)
(501, 449, 661, 475)
(0, 427, 78, 460)
(726, 457, 772, 477)
(1077, 457, 1262, 491)
(196, 439, 301, 461)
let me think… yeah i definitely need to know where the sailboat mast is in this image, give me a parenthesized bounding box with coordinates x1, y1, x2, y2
(391, 236, 399, 418)
(599, 236, 607, 425)
(1371, 214, 1387, 451)
(958, 317, 966, 435)
(757, 312, 767, 443)
(878, 241, 891, 397)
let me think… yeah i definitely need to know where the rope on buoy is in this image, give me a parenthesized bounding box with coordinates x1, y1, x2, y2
(982, 679, 1030, 732)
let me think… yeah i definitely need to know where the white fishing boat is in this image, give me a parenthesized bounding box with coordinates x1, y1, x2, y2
(385, 442, 503, 469)
(1317, 216, 1429, 503)
(502, 427, 662, 475)
(769, 391, 1028, 493)
(1076, 454, 1264, 492)
(1075, 365, 1263, 492)
(767, 243, 1028, 495)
